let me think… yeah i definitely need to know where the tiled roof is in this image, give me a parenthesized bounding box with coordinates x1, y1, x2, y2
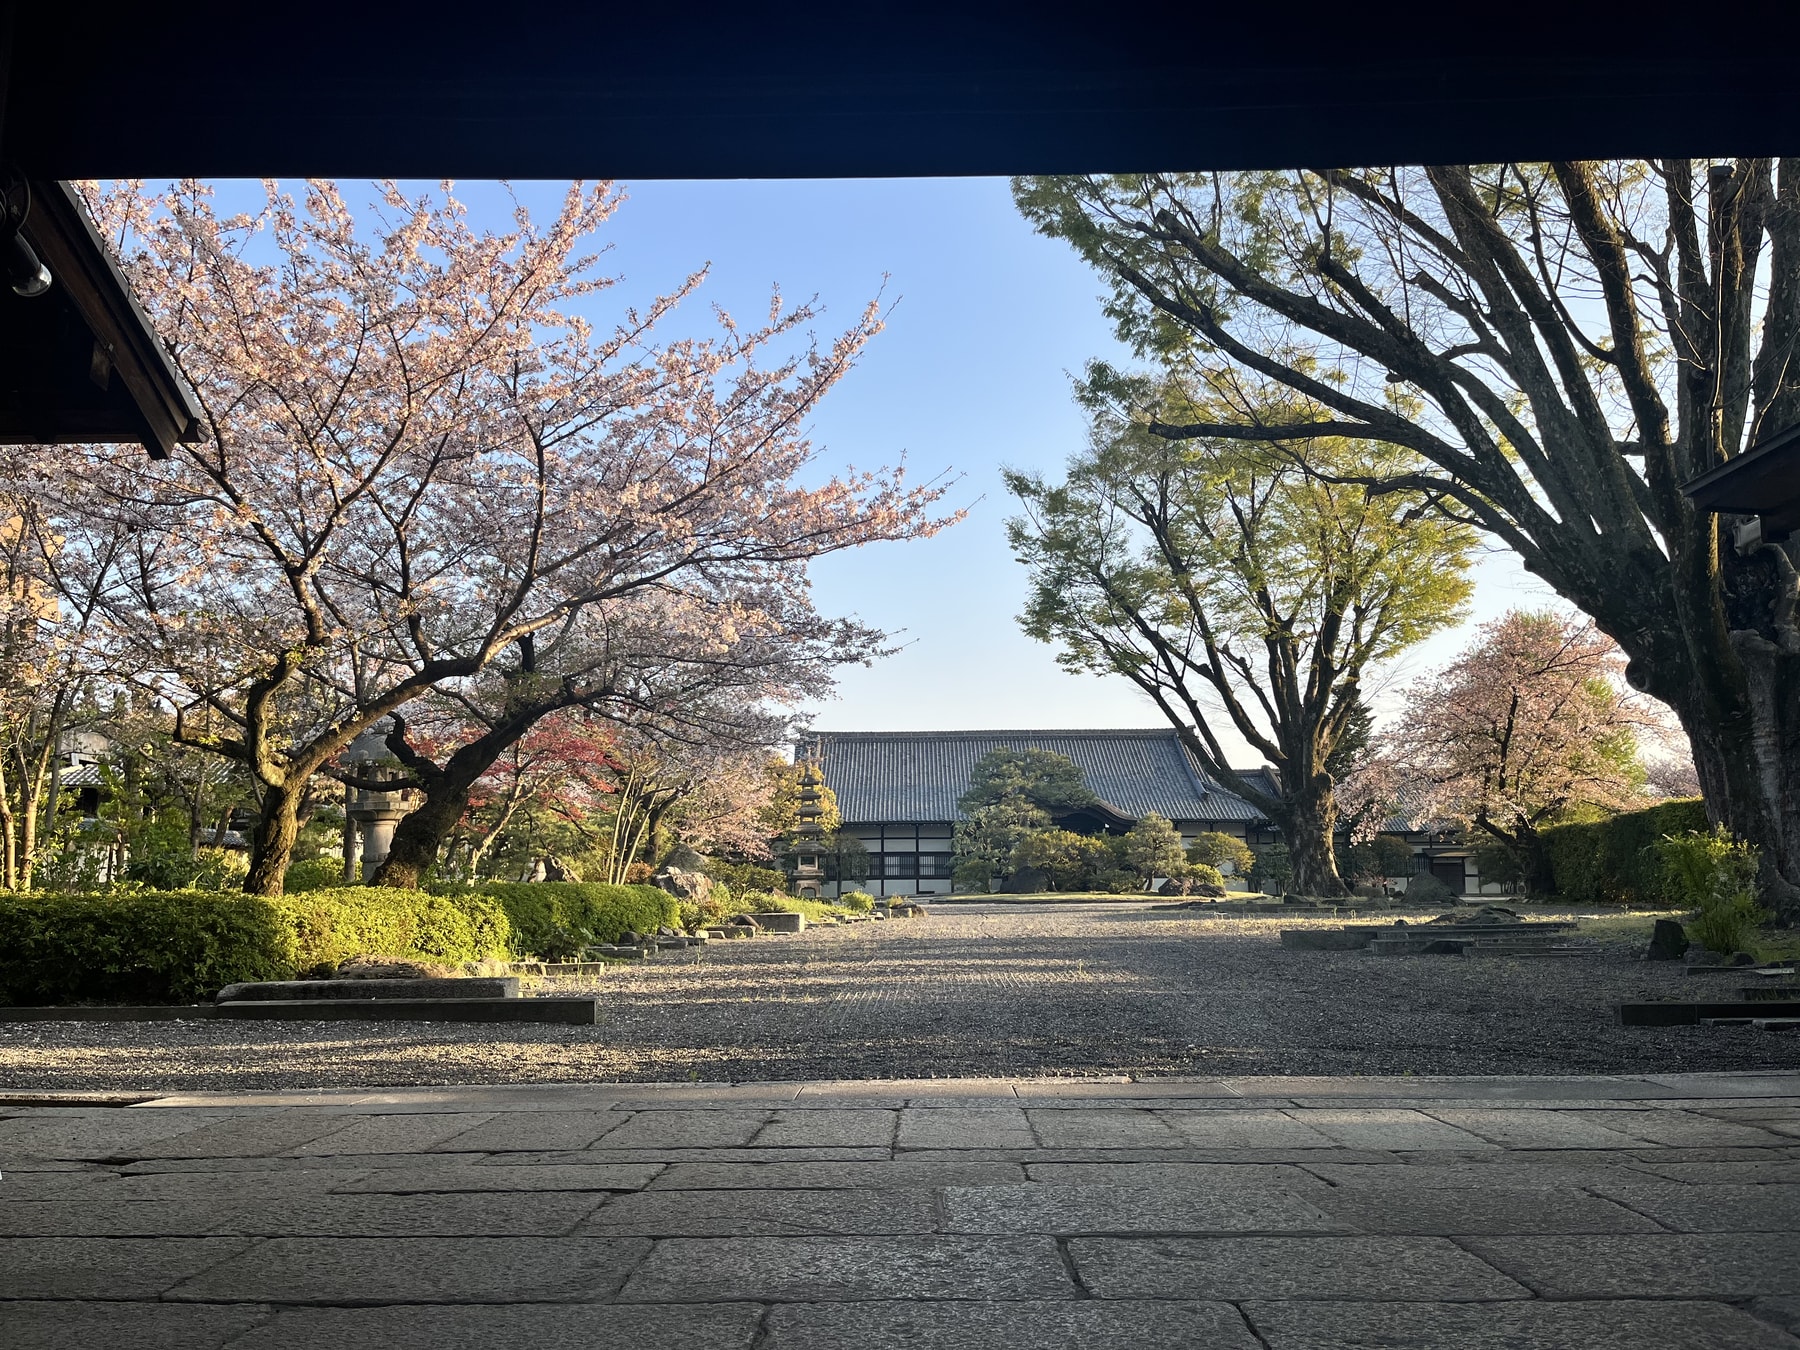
(59, 762, 105, 787)
(809, 729, 1273, 826)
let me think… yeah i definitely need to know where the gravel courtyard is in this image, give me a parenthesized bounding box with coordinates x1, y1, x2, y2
(4, 902, 1797, 1092)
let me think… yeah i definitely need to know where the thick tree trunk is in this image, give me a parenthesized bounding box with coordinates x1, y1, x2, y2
(369, 777, 471, 889)
(1277, 787, 1347, 897)
(243, 783, 303, 896)
(1658, 635, 1800, 920)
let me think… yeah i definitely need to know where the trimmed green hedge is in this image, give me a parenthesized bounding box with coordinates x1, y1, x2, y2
(0, 886, 510, 1005)
(435, 881, 678, 956)
(1542, 798, 1710, 907)
(273, 886, 510, 971)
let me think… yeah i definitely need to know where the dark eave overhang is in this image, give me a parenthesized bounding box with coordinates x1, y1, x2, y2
(1682, 422, 1800, 538)
(0, 180, 202, 458)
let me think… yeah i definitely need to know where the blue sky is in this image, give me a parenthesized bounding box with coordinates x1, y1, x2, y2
(571, 177, 1553, 752)
(251, 177, 1558, 759)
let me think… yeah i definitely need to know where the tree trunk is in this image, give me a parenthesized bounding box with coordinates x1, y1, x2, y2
(243, 782, 304, 896)
(1277, 787, 1347, 896)
(1657, 635, 1800, 919)
(369, 780, 472, 889)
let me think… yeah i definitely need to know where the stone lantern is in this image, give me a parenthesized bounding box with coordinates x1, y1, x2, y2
(341, 725, 421, 882)
(788, 759, 827, 900)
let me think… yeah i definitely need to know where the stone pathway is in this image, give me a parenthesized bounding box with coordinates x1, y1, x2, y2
(4, 1071, 1800, 1347)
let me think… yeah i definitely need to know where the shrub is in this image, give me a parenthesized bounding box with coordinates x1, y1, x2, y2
(282, 856, 344, 893)
(1400, 872, 1457, 906)
(704, 859, 787, 895)
(0, 885, 511, 1004)
(438, 881, 678, 956)
(837, 890, 876, 913)
(271, 886, 510, 972)
(623, 861, 655, 885)
(740, 891, 856, 924)
(1186, 862, 1226, 890)
(1655, 828, 1766, 955)
(1187, 831, 1256, 877)
(1541, 798, 1709, 906)
(0, 890, 289, 1003)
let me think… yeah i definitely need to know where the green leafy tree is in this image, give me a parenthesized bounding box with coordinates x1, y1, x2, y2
(1187, 830, 1255, 879)
(1121, 813, 1187, 886)
(1338, 833, 1415, 888)
(1253, 842, 1294, 894)
(958, 747, 1095, 815)
(1007, 401, 1474, 895)
(952, 800, 1050, 892)
(1015, 163, 1800, 915)
(1010, 828, 1105, 890)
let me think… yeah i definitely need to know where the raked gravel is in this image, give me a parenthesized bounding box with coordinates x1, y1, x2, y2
(2, 902, 1794, 1091)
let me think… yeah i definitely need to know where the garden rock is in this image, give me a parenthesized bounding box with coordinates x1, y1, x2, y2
(542, 853, 581, 882)
(730, 913, 762, 929)
(663, 842, 711, 873)
(335, 958, 457, 980)
(1646, 918, 1690, 961)
(652, 865, 713, 903)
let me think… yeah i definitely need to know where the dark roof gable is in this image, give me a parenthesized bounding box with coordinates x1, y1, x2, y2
(809, 728, 1272, 826)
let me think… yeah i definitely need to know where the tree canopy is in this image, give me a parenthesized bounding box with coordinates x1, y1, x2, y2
(1015, 162, 1800, 913)
(1006, 400, 1474, 893)
(958, 747, 1095, 815)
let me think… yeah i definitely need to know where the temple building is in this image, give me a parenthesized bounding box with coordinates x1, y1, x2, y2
(806, 728, 1282, 899)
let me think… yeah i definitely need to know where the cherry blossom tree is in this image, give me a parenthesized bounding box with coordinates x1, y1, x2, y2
(364, 584, 875, 886)
(32, 179, 952, 894)
(1389, 610, 1652, 886)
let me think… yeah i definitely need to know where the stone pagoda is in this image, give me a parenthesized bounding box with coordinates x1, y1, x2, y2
(788, 757, 827, 899)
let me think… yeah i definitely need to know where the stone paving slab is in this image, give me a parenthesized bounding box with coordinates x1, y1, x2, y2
(168, 1235, 653, 1304)
(0, 1191, 606, 1237)
(421, 1110, 617, 1152)
(1561, 1106, 1796, 1146)
(898, 1105, 1035, 1148)
(0, 1300, 271, 1350)
(1632, 1158, 1800, 1183)
(1756, 1296, 1800, 1335)
(591, 1109, 772, 1148)
(582, 1186, 940, 1236)
(648, 1159, 1026, 1189)
(290, 1112, 500, 1155)
(1300, 1160, 1656, 1191)
(1068, 1234, 1532, 1300)
(118, 1151, 494, 1173)
(940, 1182, 1345, 1234)
(1425, 1107, 1651, 1149)
(1287, 1108, 1498, 1150)
(5, 1072, 1800, 1346)
(1465, 1232, 1800, 1297)
(227, 1302, 767, 1350)
(1243, 1298, 1800, 1350)
(1162, 1108, 1337, 1147)
(331, 1162, 661, 1193)
(757, 1108, 898, 1147)
(763, 1299, 1263, 1349)
(1310, 1184, 1663, 1235)
(498, 1146, 893, 1165)
(619, 1234, 1071, 1302)
(1587, 1180, 1800, 1231)
(0, 1235, 254, 1298)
